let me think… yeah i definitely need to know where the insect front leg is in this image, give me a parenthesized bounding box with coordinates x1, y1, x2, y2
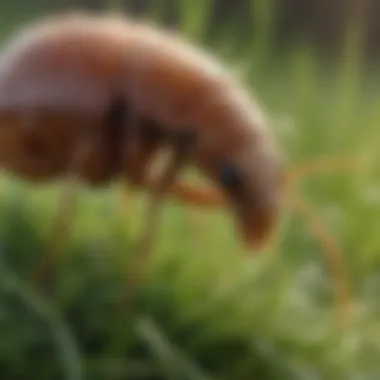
(154, 180, 226, 207)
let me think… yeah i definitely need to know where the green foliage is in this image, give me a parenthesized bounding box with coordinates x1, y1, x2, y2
(1, 0, 380, 379)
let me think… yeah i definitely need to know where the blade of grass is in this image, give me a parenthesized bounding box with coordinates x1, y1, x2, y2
(136, 316, 213, 380)
(0, 247, 83, 380)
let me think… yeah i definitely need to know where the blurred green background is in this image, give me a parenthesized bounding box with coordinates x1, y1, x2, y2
(1, 0, 380, 379)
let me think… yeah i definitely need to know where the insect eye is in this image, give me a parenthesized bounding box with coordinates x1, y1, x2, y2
(219, 162, 243, 193)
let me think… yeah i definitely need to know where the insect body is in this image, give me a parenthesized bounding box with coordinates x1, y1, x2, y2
(0, 13, 283, 250)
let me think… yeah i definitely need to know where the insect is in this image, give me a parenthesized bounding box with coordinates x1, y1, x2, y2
(0, 12, 284, 286)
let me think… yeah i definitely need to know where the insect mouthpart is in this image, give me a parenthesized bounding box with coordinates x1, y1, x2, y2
(217, 157, 282, 250)
(218, 160, 247, 213)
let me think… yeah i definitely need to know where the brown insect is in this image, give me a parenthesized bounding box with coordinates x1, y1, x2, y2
(0, 11, 361, 323)
(0, 12, 284, 289)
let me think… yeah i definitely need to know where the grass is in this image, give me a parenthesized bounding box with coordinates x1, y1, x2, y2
(1, 0, 380, 379)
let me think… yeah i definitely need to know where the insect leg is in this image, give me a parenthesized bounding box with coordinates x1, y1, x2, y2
(117, 116, 166, 222)
(31, 173, 79, 286)
(155, 180, 226, 207)
(122, 131, 196, 306)
(31, 132, 97, 286)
